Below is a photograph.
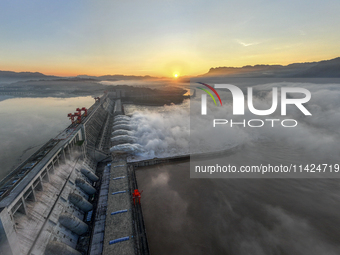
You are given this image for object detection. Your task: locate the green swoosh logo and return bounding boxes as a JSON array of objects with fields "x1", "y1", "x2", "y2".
[{"x1": 197, "y1": 87, "x2": 217, "y2": 106}]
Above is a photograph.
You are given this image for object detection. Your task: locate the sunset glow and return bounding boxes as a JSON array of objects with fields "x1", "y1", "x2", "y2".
[{"x1": 0, "y1": 1, "x2": 339, "y2": 77}]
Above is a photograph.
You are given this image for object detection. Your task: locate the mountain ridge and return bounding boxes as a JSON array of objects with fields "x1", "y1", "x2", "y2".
[
  {"x1": 203, "y1": 57, "x2": 340, "y2": 78},
  {"x1": 1, "y1": 57, "x2": 340, "y2": 83}
]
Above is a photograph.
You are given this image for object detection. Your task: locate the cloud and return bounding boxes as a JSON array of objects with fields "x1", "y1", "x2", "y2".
[{"x1": 236, "y1": 39, "x2": 260, "y2": 47}]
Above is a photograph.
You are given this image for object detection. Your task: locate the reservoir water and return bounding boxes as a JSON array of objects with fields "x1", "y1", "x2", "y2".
[{"x1": 0, "y1": 96, "x2": 94, "y2": 180}]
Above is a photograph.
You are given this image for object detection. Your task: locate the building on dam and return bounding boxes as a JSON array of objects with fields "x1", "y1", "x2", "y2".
[{"x1": 0, "y1": 92, "x2": 149, "y2": 255}]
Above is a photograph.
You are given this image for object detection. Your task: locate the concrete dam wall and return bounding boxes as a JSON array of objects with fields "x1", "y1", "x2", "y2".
[{"x1": 0, "y1": 93, "x2": 128, "y2": 255}]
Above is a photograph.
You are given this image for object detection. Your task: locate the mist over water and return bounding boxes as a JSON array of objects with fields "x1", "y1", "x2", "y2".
[
  {"x1": 130, "y1": 81, "x2": 340, "y2": 254},
  {"x1": 126, "y1": 81, "x2": 340, "y2": 163},
  {"x1": 190, "y1": 82, "x2": 340, "y2": 161},
  {"x1": 137, "y1": 161, "x2": 340, "y2": 255},
  {"x1": 124, "y1": 102, "x2": 191, "y2": 160},
  {"x1": 124, "y1": 99, "x2": 243, "y2": 161}
]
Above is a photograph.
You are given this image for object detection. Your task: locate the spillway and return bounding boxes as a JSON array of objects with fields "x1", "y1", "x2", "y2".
[
  {"x1": 112, "y1": 124, "x2": 132, "y2": 132},
  {"x1": 111, "y1": 129, "x2": 131, "y2": 137},
  {"x1": 114, "y1": 115, "x2": 130, "y2": 121},
  {"x1": 112, "y1": 120, "x2": 130, "y2": 126},
  {"x1": 110, "y1": 143, "x2": 146, "y2": 154},
  {"x1": 110, "y1": 135, "x2": 138, "y2": 145}
]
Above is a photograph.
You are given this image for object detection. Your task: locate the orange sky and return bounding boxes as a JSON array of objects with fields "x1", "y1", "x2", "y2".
[{"x1": 1, "y1": 1, "x2": 340, "y2": 77}]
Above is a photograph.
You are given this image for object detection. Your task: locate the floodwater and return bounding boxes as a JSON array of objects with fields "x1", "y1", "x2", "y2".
[{"x1": 0, "y1": 96, "x2": 95, "y2": 181}]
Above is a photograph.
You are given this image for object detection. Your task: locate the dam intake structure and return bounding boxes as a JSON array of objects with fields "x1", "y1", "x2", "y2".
[{"x1": 0, "y1": 92, "x2": 150, "y2": 255}]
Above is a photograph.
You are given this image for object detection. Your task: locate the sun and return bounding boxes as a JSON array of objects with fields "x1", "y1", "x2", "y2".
[{"x1": 173, "y1": 73, "x2": 179, "y2": 78}]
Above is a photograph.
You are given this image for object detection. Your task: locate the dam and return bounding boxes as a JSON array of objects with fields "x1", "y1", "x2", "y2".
[{"x1": 0, "y1": 92, "x2": 149, "y2": 255}]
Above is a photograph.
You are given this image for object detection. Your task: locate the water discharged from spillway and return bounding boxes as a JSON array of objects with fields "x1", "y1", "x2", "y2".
[
  {"x1": 109, "y1": 143, "x2": 146, "y2": 154},
  {"x1": 112, "y1": 124, "x2": 132, "y2": 132},
  {"x1": 111, "y1": 129, "x2": 132, "y2": 137},
  {"x1": 114, "y1": 115, "x2": 131, "y2": 122},
  {"x1": 112, "y1": 120, "x2": 130, "y2": 126},
  {"x1": 118, "y1": 102, "x2": 242, "y2": 160},
  {"x1": 111, "y1": 135, "x2": 138, "y2": 144},
  {"x1": 110, "y1": 114, "x2": 145, "y2": 155}
]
